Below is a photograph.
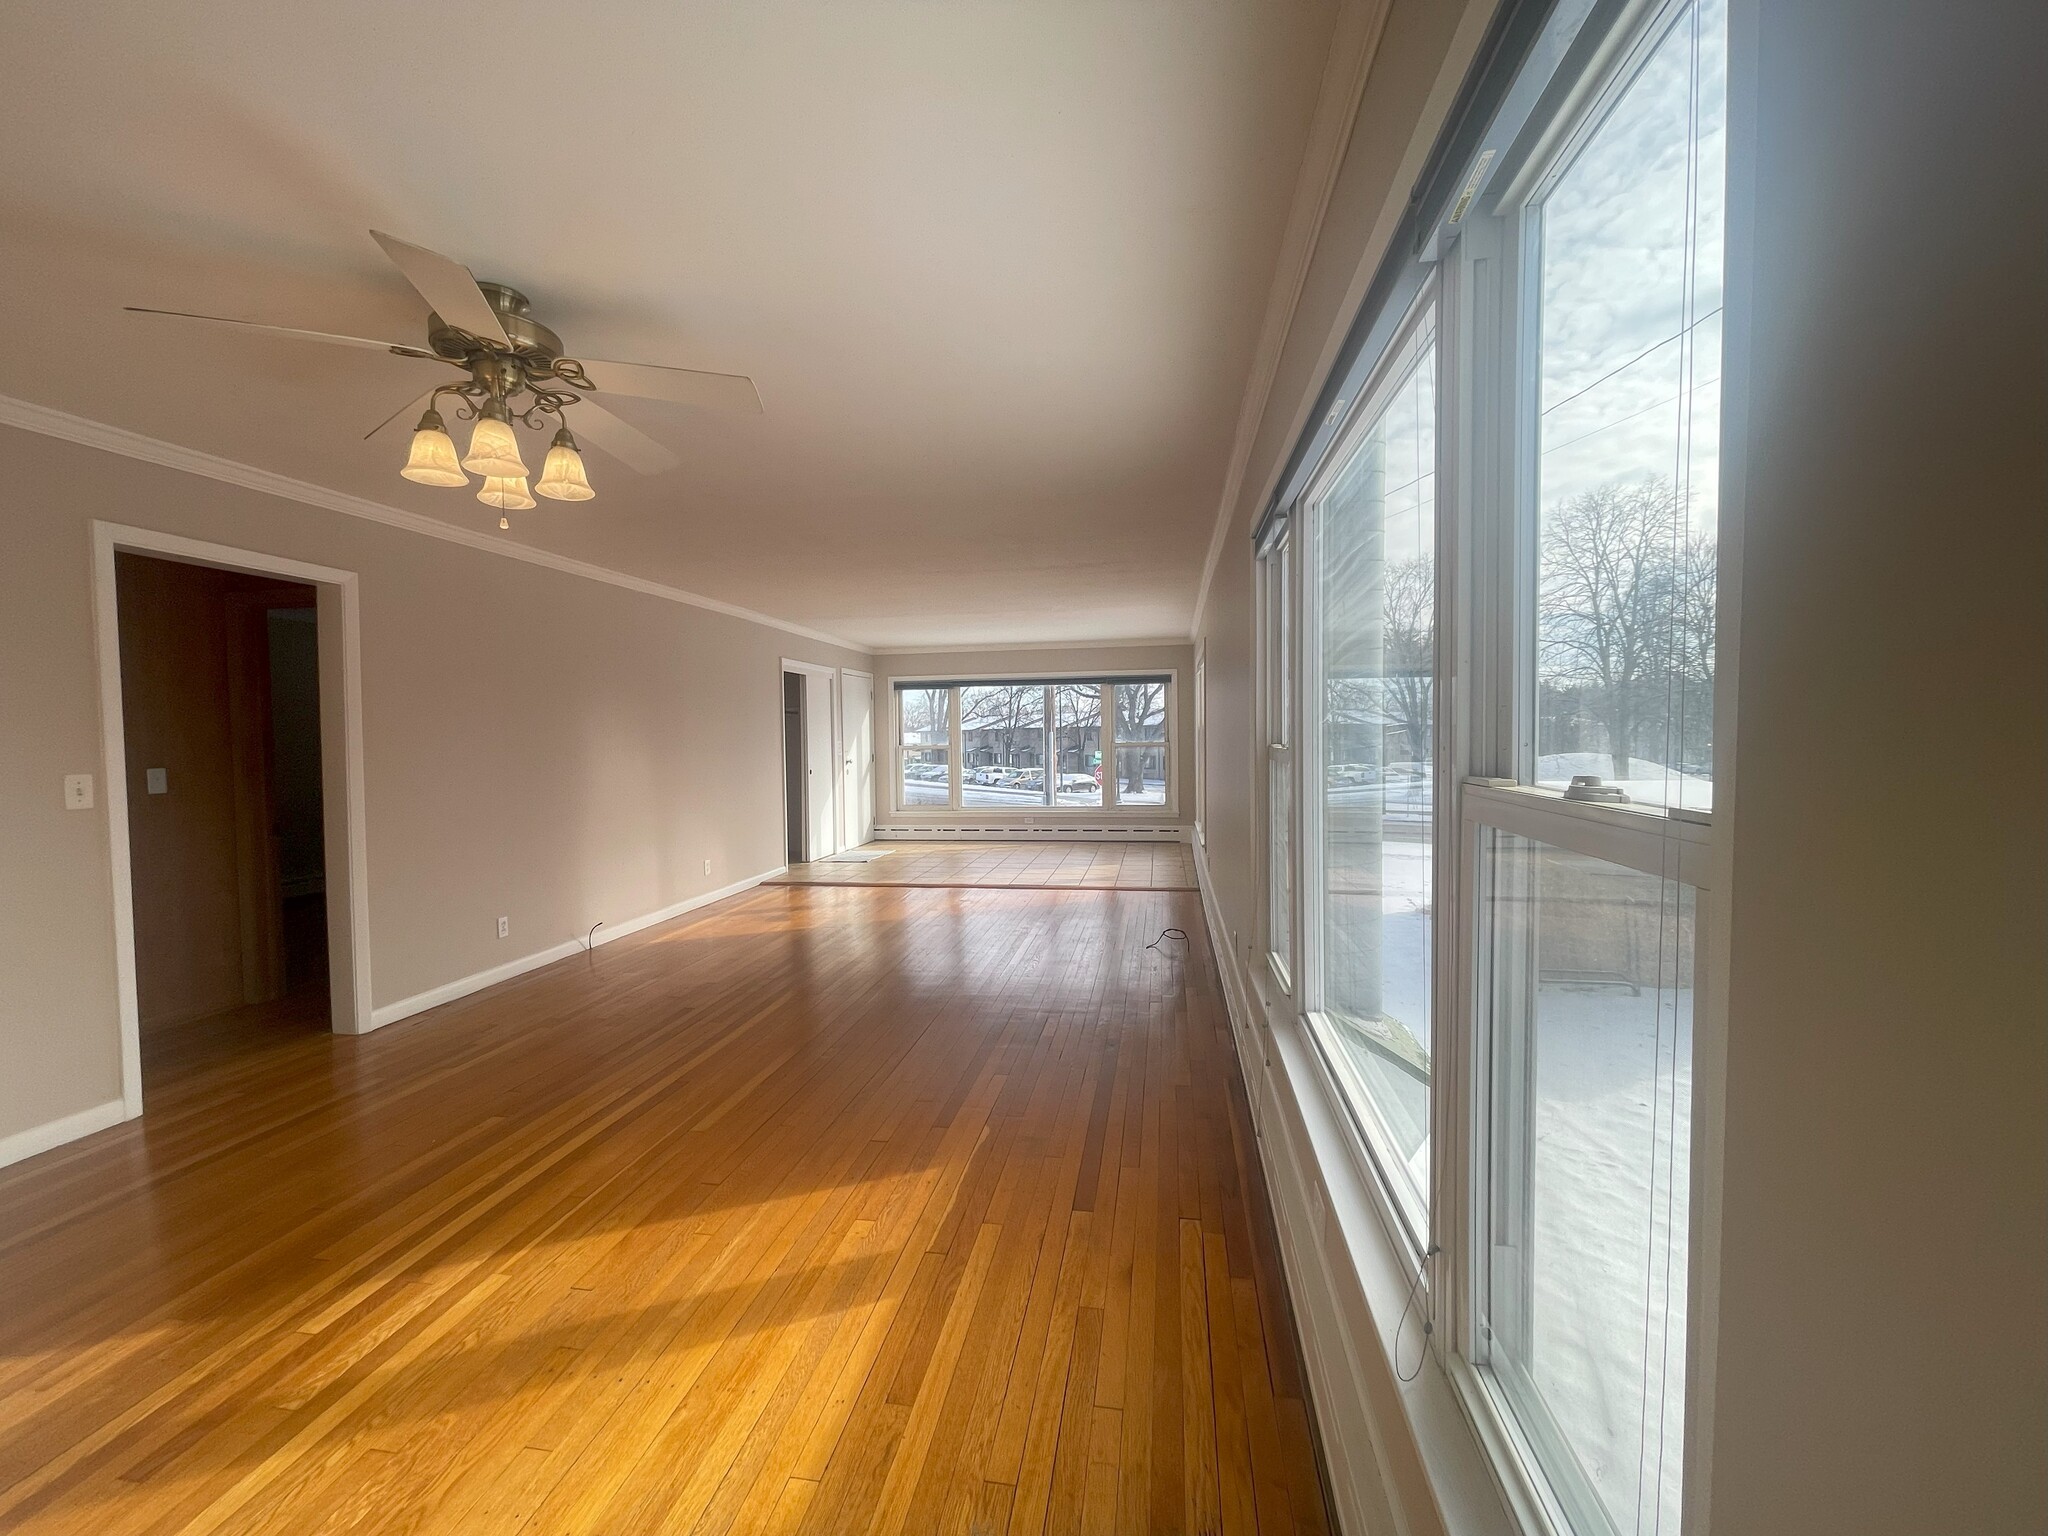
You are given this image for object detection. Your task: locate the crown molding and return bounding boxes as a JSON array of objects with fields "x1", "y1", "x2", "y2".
[
  {"x1": 871, "y1": 636, "x2": 1191, "y2": 657},
  {"x1": 1187, "y1": 0, "x2": 1392, "y2": 642},
  {"x1": 0, "y1": 393, "x2": 867, "y2": 655}
]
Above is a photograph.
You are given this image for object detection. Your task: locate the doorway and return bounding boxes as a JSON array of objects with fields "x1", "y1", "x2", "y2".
[
  {"x1": 93, "y1": 522, "x2": 371, "y2": 1119},
  {"x1": 783, "y1": 671, "x2": 806, "y2": 865},
  {"x1": 114, "y1": 553, "x2": 328, "y2": 1076}
]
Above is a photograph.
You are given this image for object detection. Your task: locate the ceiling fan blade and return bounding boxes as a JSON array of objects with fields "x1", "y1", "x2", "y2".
[
  {"x1": 363, "y1": 387, "x2": 442, "y2": 441},
  {"x1": 576, "y1": 357, "x2": 763, "y2": 414},
  {"x1": 125, "y1": 306, "x2": 444, "y2": 360},
  {"x1": 571, "y1": 399, "x2": 680, "y2": 475},
  {"x1": 369, "y1": 230, "x2": 510, "y2": 347}
]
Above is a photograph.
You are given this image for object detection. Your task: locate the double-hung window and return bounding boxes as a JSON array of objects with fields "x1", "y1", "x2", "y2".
[
  {"x1": 1252, "y1": 1, "x2": 1726, "y2": 1531},
  {"x1": 892, "y1": 676, "x2": 1172, "y2": 814},
  {"x1": 1468, "y1": 6, "x2": 1722, "y2": 1531},
  {"x1": 1300, "y1": 300, "x2": 1440, "y2": 1237},
  {"x1": 1258, "y1": 523, "x2": 1294, "y2": 984}
]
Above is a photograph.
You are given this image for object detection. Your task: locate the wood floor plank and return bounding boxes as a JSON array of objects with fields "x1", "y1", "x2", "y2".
[{"x1": 0, "y1": 883, "x2": 1327, "y2": 1534}]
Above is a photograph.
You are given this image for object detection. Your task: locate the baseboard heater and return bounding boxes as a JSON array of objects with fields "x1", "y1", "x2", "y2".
[{"x1": 871, "y1": 825, "x2": 1188, "y2": 841}]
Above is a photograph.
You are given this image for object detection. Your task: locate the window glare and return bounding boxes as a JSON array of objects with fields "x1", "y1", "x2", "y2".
[
  {"x1": 1535, "y1": 0, "x2": 1725, "y2": 812},
  {"x1": 1315, "y1": 313, "x2": 1437, "y2": 1230}
]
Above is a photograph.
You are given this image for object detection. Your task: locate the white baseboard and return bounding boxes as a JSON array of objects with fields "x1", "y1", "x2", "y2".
[
  {"x1": 1192, "y1": 844, "x2": 1387, "y2": 1536},
  {"x1": 1191, "y1": 843, "x2": 1514, "y2": 1536},
  {"x1": 0, "y1": 1096, "x2": 129, "y2": 1172},
  {"x1": 364, "y1": 867, "x2": 785, "y2": 1032}
]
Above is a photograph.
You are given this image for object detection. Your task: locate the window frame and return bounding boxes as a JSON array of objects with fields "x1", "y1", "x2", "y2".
[
  {"x1": 1245, "y1": 2, "x2": 1729, "y2": 1532},
  {"x1": 1293, "y1": 283, "x2": 1443, "y2": 1250},
  {"x1": 894, "y1": 684, "x2": 954, "y2": 812},
  {"x1": 1448, "y1": 3, "x2": 1726, "y2": 1532},
  {"x1": 1257, "y1": 524, "x2": 1296, "y2": 991},
  {"x1": 887, "y1": 670, "x2": 1178, "y2": 821}
]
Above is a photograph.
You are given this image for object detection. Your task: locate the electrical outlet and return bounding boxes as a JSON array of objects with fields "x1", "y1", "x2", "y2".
[
  {"x1": 496, "y1": 916, "x2": 509, "y2": 940},
  {"x1": 703, "y1": 859, "x2": 712, "y2": 876}
]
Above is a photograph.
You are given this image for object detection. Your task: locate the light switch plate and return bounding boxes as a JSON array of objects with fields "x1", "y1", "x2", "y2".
[
  {"x1": 145, "y1": 767, "x2": 168, "y2": 795},
  {"x1": 64, "y1": 774, "x2": 94, "y2": 810}
]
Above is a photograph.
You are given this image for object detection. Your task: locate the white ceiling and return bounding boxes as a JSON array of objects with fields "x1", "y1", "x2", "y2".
[{"x1": 0, "y1": 1, "x2": 1336, "y2": 649}]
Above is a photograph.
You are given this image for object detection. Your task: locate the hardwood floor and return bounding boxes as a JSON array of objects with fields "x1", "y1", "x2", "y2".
[
  {"x1": 0, "y1": 883, "x2": 1328, "y2": 1534},
  {"x1": 771, "y1": 841, "x2": 1197, "y2": 891}
]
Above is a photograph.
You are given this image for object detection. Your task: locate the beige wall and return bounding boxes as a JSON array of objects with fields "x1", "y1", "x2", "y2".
[
  {"x1": 873, "y1": 643, "x2": 1195, "y2": 828},
  {"x1": 1705, "y1": 2, "x2": 2046, "y2": 1530},
  {"x1": 0, "y1": 424, "x2": 868, "y2": 1152}
]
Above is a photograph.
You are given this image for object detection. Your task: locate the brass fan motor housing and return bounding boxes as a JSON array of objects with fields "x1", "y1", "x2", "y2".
[{"x1": 427, "y1": 282, "x2": 566, "y2": 363}]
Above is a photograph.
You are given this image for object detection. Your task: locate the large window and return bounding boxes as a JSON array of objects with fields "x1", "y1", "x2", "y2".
[
  {"x1": 892, "y1": 676, "x2": 1173, "y2": 814},
  {"x1": 1250, "y1": 2, "x2": 1724, "y2": 1532},
  {"x1": 1476, "y1": 10, "x2": 1723, "y2": 1527},
  {"x1": 1303, "y1": 302, "x2": 1438, "y2": 1234}
]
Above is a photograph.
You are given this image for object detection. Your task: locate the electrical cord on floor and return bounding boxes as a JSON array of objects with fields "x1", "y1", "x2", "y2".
[
  {"x1": 1395, "y1": 1243, "x2": 1443, "y2": 1382},
  {"x1": 1145, "y1": 927, "x2": 1189, "y2": 952},
  {"x1": 585, "y1": 921, "x2": 604, "y2": 954}
]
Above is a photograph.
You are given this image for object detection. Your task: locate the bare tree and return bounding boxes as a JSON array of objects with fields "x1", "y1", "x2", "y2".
[
  {"x1": 1114, "y1": 683, "x2": 1165, "y2": 794},
  {"x1": 1380, "y1": 555, "x2": 1435, "y2": 765},
  {"x1": 960, "y1": 686, "x2": 1044, "y2": 772},
  {"x1": 1539, "y1": 479, "x2": 1684, "y2": 776}
]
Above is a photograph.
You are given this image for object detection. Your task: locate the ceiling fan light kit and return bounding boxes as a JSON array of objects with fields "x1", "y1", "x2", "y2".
[
  {"x1": 126, "y1": 229, "x2": 764, "y2": 528},
  {"x1": 461, "y1": 403, "x2": 528, "y2": 479},
  {"x1": 399, "y1": 408, "x2": 466, "y2": 486},
  {"x1": 535, "y1": 427, "x2": 595, "y2": 501},
  {"x1": 477, "y1": 474, "x2": 536, "y2": 512}
]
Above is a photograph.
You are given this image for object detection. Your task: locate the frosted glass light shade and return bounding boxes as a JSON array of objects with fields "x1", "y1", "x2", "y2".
[
  {"x1": 535, "y1": 428, "x2": 595, "y2": 501},
  {"x1": 462, "y1": 411, "x2": 527, "y2": 478},
  {"x1": 399, "y1": 409, "x2": 467, "y2": 486},
  {"x1": 477, "y1": 475, "x2": 535, "y2": 511}
]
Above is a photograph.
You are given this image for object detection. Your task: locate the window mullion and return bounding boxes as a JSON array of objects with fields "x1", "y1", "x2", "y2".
[
  {"x1": 949, "y1": 687, "x2": 963, "y2": 809},
  {"x1": 1102, "y1": 682, "x2": 1117, "y2": 809}
]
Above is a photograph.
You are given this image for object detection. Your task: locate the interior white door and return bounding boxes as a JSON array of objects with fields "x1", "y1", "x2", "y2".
[
  {"x1": 803, "y1": 669, "x2": 837, "y2": 858},
  {"x1": 839, "y1": 671, "x2": 875, "y2": 849}
]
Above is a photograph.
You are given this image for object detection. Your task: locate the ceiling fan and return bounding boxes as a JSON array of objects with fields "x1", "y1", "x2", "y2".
[{"x1": 127, "y1": 230, "x2": 761, "y2": 522}]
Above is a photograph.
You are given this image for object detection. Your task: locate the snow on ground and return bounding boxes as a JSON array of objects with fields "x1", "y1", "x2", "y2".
[
  {"x1": 1526, "y1": 978, "x2": 1692, "y2": 1534},
  {"x1": 1314, "y1": 818, "x2": 1691, "y2": 1532}
]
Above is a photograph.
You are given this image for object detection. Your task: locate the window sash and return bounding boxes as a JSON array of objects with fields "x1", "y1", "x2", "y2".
[{"x1": 1295, "y1": 290, "x2": 1442, "y2": 1244}]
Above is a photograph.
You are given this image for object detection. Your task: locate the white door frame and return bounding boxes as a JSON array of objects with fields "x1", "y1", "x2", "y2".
[
  {"x1": 781, "y1": 658, "x2": 839, "y2": 860},
  {"x1": 91, "y1": 521, "x2": 374, "y2": 1119}
]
